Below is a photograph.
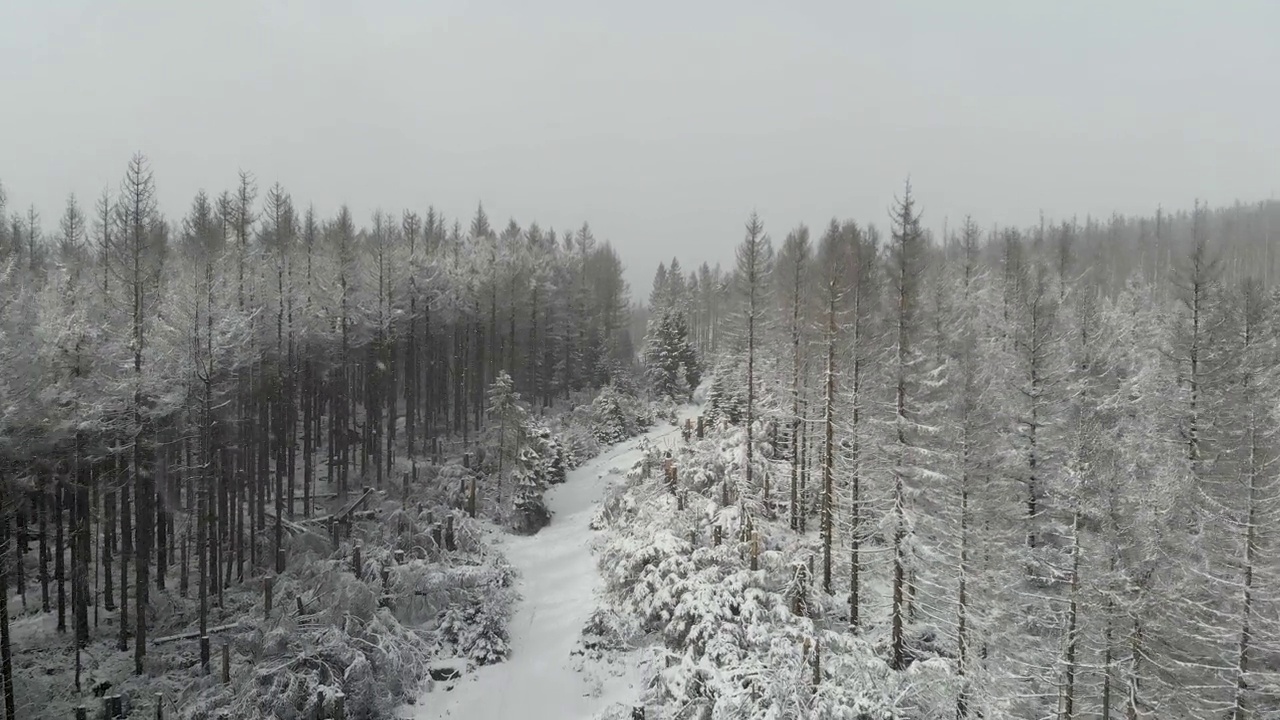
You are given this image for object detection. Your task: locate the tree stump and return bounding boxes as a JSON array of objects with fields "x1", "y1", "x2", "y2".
[
  {"x1": 445, "y1": 515, "x2": 456, "y2": 551},
  {"x1": 333, "y1": 692, "x2": 346, "y2": 720},
  {"x1": 200, "y1": 635, "x2": 210, "y2": 673},
  {"x1": 713, "y1": 525, "x2": 722, "y2": 547},
  {"x1": 221, "y1": 643, "x2": 230, "y2": 684},
  {"x1": 696, "y1": 416, "x2": 705, "y2": 439},
  {"x1": 155, "y1": 691, "x2": 164, "y2": 720},
  {"x1": 431, "y1": 526, "x2": 443, "y2": 553},
  {"x1": 352, "y1": 544, "x2": 362, "y2": 579}
]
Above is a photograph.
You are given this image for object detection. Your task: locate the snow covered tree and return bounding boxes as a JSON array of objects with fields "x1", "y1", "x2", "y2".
[
  {"x1": 883, "y1": 180, "x2": 934, "y2": 671},
  {"x1": 775, "y1": 224, "x2": 812, "y2": 532},
  {"x1": 816, "y1": 220, "x2": 854, "y2": 593},
  {"x1": 733, "y1": 212, "x2": 773, "y2": 506},
  {"x1": 643, "y1": 309, "x2": 700, "y2": 400},
  {"x1": 487, "y1": 370, "x2": 527, "y2": 505}
]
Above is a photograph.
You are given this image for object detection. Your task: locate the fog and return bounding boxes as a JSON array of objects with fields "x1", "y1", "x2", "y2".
[{"x1": 3, "y1": 0, "x2": 1276, "y2": 289}]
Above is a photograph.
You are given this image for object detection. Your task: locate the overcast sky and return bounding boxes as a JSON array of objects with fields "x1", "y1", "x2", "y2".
[{"x1": 3, "y1": 0, "x2": 1277, "y2": 293}]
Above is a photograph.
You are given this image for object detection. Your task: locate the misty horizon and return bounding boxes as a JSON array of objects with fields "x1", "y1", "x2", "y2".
[{"x1": 5, "y1": 0, "x2": 1278, "y2": 290}]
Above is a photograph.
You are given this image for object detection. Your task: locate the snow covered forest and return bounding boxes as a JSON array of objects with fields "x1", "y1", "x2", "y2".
[
  {"x1": 629, "y1": 187, "x2": 1280, "y2": 718},
  {"x1": 4, "y1": 152, "x2": 1280, "y2": 720},
  {"x1": 0, "y1": 156, "x2": 643, "y2": 719}
]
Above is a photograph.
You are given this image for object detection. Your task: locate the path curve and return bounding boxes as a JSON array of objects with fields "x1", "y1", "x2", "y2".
[{"x1": 406, "y1": 419, "x2": 683, "y2": 720}]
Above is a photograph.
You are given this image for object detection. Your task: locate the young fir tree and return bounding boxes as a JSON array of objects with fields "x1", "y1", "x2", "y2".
[{"x1": 643, "y1": 309, "x2": 700, "y2": 401}]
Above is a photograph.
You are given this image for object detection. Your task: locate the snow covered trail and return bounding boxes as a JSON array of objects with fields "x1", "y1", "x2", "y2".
[{"x1": 405, "y1": 418, "x2": 685, "y2": 720}]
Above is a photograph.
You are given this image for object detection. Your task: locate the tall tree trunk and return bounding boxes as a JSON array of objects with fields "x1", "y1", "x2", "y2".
[
  {"x1": 55, "y1": 477, "x2": 66, "y2": 633},
  {"x1": 119, "y1": 449, "x2": 131, "y2": 651},
  {"x1": 103, "y1": 484, "x2": 115, "y2": 612},
  {"x1": 820, "y1": 298, "x2": 836, "y2": 595},
  {"x1": 1061, "y1": 510, "x2": 1081, "y2": 720},
  {"x1": 303, "y1": 358, "x2": 313, "y2": 518},
  {"x1": 39, "y1": 474, "x2": 50, "y2": 614},
  {"x1": 74, "y1": 439, "x2": 91, "y2": 648},
  {"x1": 135, "y1": 429, "x2": 149, "y2": 675},
  {"x1": 0, "y1": 492, "x2": 15, "y2": 720}
]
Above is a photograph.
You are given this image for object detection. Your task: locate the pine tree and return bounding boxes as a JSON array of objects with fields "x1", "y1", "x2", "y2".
[
  {"x1": 734, "y1": 212, "x2": 773, "y2": 507},
  {"x1": 885, "y1": 180, "x2": 929, "y2": 671},
  {"x1": 776, "y1": 225, "x2": 811, "y2": 532},
  {"x1": 643, "y1": 309, "x2": 700, "y2": 400},
  {"x1": 816, "y1": 220, "x2": 853, "y2": 593}
]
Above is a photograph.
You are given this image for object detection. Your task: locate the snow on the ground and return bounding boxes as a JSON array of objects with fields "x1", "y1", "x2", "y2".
[{"x1": 402, "y1": 418, "x2": 684, "y2": 720}]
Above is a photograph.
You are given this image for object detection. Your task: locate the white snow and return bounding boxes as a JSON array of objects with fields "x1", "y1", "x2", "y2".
[{"x1": 403, "y1": 420, "x2": 682, "y2": 720}]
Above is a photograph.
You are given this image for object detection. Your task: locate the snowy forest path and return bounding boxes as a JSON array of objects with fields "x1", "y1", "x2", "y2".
[{"x1": 406, "y1": 415, "x2": 688, "y2": 720}]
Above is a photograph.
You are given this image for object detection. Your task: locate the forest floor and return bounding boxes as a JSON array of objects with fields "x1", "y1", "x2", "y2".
[{"x1": 402, "y1": 413, "x2": 689, "y2": 720}]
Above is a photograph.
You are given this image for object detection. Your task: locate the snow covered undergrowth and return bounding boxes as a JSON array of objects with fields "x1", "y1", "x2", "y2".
[
  {"x1": 10, "y1": 482, "x2": 517, "y2": 720},
  {"x1": 401, "y1": 414, "x2": 681, "y2": 719},
  {"x1": 593, "y1": 418, "x2": 916, "y2": 720}
]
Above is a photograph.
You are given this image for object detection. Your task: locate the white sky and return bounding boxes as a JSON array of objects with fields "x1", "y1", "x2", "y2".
[{"x1": 3, "y1": 0, "x2": 1277, "y2": 291}]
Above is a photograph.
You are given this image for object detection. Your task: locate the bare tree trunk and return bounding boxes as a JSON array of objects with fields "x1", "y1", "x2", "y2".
[
  {"x1": 55, "y1": 476, "x2": 66, "y2": 633},
  {"x1": 74, "y1": 439, "x2": 91, "y2": 648},
  {"x1": 1061, "y1": 511, "x2": 1081, "y2": 720},
  {"x1": 119, "y1": 448, "x2": 131, "y2": 651},
  {"x1": 820, "y1": 297, "x2": 836, "y2": 595},
  {"x1": 103, "y1": 481, "x2": 115, "y2": 612},
  {"x1": 0, "y1": 492, "x2": 15, "y2": 720},
  {"x1": 39, "y1": 473, "x2": 50, "y2": 614}
]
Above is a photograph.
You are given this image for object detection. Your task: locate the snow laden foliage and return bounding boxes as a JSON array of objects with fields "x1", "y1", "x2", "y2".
[
  {"x1": 585, "y1": 383, "x2": 657, "y2": 445},
  {"x1": 643, "y1": 309, "x2": 702, "y2": 401},
  {"x1": 644, "y1": 198, "x2": 1280, "y2": 719},
  {"x1": 181, "y1": 507, "x2": 513, "y2": 720},
  {"x1": 482, "y1": 371, "x2": 570, "y2": 534},
  {"x1": 703, "y1": 360, "x2": 748, "y2": 427},
  {"x1": 596, "y1": 424, "x2": 899, "y2": 719}
]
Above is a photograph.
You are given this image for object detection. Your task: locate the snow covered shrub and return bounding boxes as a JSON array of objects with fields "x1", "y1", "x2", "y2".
[
  {"x1": 704, "y1": 367, "x2": 745, "y2": 426},
  {"x1": 588, "y1": 383, "x2": 654, "y2": 444},
  {"x1": 580, "y1": 606, "x2": 632, "y2": 655},
  {"x1": 589, "y1": 384, "x2": 635, "y2": 443},
  {"x1": 207, "y1": 557, "x2": 436, "y2": 720},
  {"x1": 556, "y1": 415, "x2": 601, "y2": 469},
  {"x1": 531, "y1": 424, "x2": 567, "y2": 485},
  {"x1": 511, "y1": 445, "x2": 552, "y2": 535},
  {"x1": 436, "y1": 601, "x2": 511, "y2": 666}
]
